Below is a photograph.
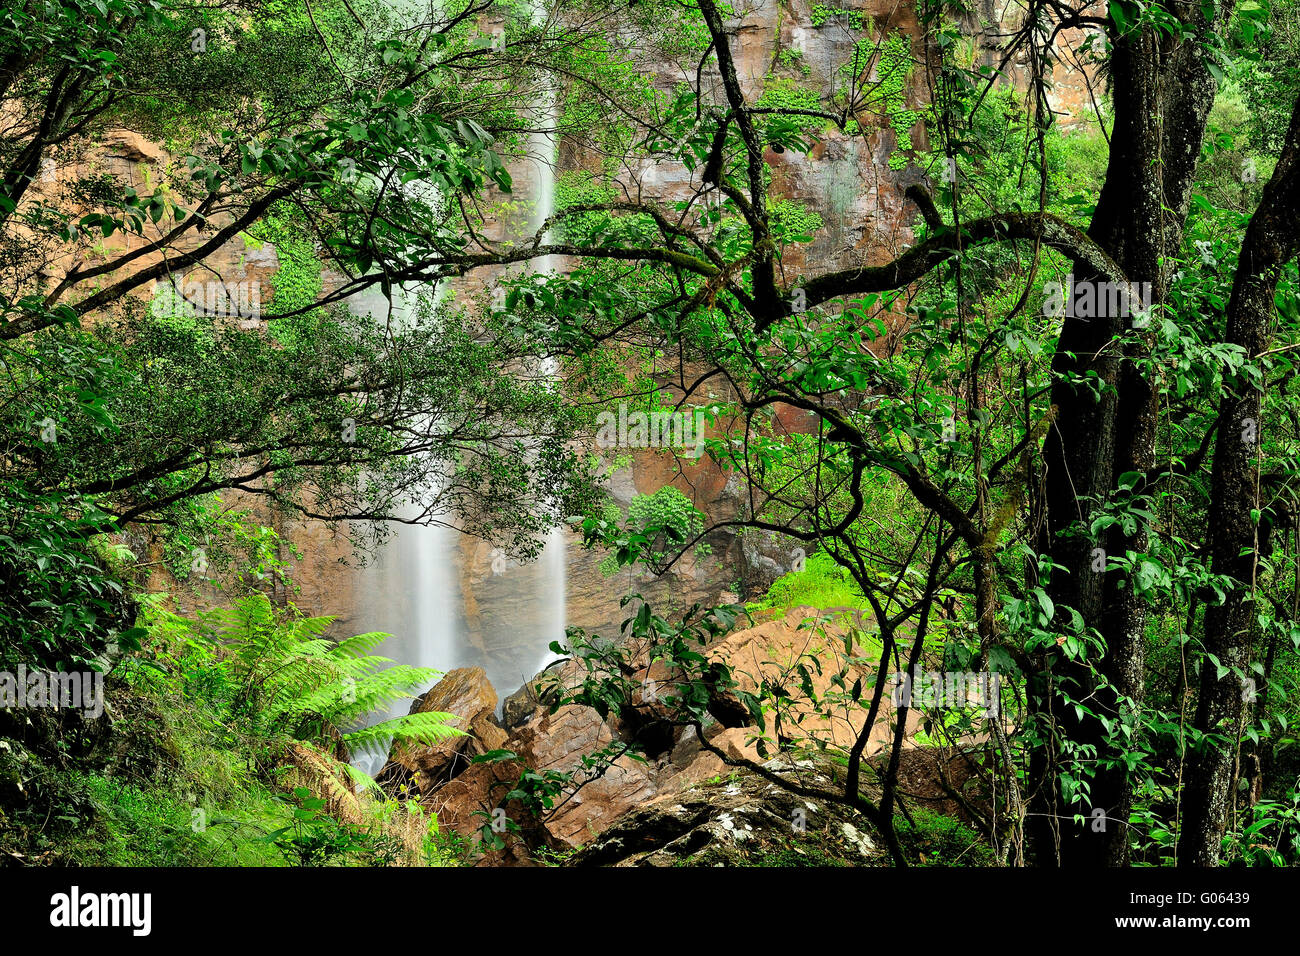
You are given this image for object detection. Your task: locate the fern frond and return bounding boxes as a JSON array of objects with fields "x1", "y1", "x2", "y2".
[
  {"x1": 287, "y1": 638, "x2": 335, "y2": 658},
  {"x1": 287, "y1": 615, "x2": 336, "y2": 642},
  {"x1": 340, "y1": 761, "x2": 384, "y2": 795},
  {"x1": 331, "y1": 631, "x2": 394, "y2": 658},
  {"x1": 283, "y1": 741, "x2": 364, "y2": 824},
  {"x1": 343, "y1": 710, "x2": 466, "y2": 754},
  {"x1": 172, "y1": 594, "x2": 466, "y2": 799}
]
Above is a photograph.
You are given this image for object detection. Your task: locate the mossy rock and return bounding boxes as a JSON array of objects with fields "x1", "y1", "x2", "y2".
[{"x1": 566, "y1": 755, "x2": 886, "y2": 867}]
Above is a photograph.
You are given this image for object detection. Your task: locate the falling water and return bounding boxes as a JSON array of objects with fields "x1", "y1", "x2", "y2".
[
  {"x1": 352, "y1": 3, "x2": 567, "y2": 772},
  {"x1": 525, "y1": 1, "x2": 568, "y2": 683},
  {"x1": 349, "y1": 286, "x2": 467, "y2": 776}
]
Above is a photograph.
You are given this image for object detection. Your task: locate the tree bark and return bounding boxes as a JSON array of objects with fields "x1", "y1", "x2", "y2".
[
  {"x1": 1180, "y1": 94, "x2": 1300, "y2": 867},
  {"x1": 1030, "y1": 14, "x2": 1220, "y2": 866}
]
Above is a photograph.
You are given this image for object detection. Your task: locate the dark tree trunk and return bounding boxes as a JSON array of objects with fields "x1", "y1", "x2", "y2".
[
  {"x1": 1029, "y1": 16, "x2": 1219, "y2": 866},
  {"x1": 1179, "y1": 95, "x2": 1300, "y2": 867}
]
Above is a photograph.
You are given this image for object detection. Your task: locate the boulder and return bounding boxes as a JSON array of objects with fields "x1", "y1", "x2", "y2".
[
  {"x1": 566, "y1": 754, "x2": 886, "y2": 867},
  {"x1": 500, "y1": 653, "x2": 628, "y2": 731},
  {"x1": 706, "y1": 608, "x2": 921, "y2": 753},
  {"x1": 425, "y1": 755, "x2": 551, "y2": 867},
  {"x1": 469, "y1": 711, "x2": 509, "y2": 754},
  {"x1": 425, "y1": 702, "x2": 657, "y2": 861},
  {"x1": 500, "y1": 681, "x2": 544, "y2": 731},
  {"x1": 509, "y1": 704, "x2": 658, "y2": 846},
  {"x1": 378, "y1": 667, "x2": 498, "y2": 794},
  {"x1": 414, "y1": 666, "x2": 498, "y2": 721}
]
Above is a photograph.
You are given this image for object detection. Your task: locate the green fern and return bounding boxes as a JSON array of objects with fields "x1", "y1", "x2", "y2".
[{"x1": 173, "y1": 594, "x2": 466, "y2": 788}]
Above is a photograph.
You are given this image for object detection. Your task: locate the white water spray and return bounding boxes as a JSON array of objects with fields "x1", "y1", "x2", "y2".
[
  {"x1": 525, "y1": 3, "x2": 568, "y2": 680},
  {"x1": 353, "y1": 4, "x2": 567, "y2": 773}
]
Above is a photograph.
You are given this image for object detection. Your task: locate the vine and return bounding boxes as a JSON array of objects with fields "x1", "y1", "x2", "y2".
[
  {"x1": 597, "y1": 486, "x2": 712, "y2": 576},
  {"x1": 842, "y1": 32, "x2": 928, "y2": 169},
  {"x1": 811, "y1": 4, "x2": 864, "y2": 29},
  {"x1": 246, "y1": 202, "x2": 324, "y2": 347}
]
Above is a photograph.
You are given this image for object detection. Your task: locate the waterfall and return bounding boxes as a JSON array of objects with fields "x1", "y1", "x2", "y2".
[
  {"x1": 525, "y1": 11, "x2": 568, "y2": 682},
  {"x1": 350, "y1": 286, "x2": 467, "y2": 777},
  {"x1": 352, "y1": 4, "x2": 567, "y2": 773},
  {"x1": 356, "y1": 494, "x2": 463, "y2": 701}
]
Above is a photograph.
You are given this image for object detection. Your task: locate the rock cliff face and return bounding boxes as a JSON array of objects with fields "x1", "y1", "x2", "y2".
[
  {"x1": 327, "y1": 0, "x2": 1101, "y2": 670},
  {"x1": 29, "y1": 126, "x2": 362, "y2": 627},
  {"x1": 334, "y1": 2, "x2": 925, "y2": 670}
]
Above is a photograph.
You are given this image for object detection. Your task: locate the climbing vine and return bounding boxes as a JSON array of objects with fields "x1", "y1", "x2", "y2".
[
  {"x1": 246, "y1": 201, "x2": 324, "y2": 346},
  {"x1": 843, "y1": 32, "x2": 928, "y2": 169},
  {"x1": 811, "y1": 4, "x2": 865, "y2": 29},
  {"x1": 756, "y1": 77, "x2": 827, "y2": 132},
  {"x1": 553, "y1": 170, "x2": 618, "y2": 241},
  {"x1": 769, "y1": 198, "x2": 824, "y2": 245}
]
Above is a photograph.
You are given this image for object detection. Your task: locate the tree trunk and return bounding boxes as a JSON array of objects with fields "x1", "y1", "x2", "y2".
[
  {"x1": 1030, "y1": 18, "x2": 1219, "y2": 866},
  {"x1": 1180, "y1": 95, "x2": 1300, "y2": 867}
]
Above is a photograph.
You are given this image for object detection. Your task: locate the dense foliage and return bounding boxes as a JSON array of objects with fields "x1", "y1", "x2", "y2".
[{"x1": 3, "y1": 0, "x2": 1300, "y2": 870}]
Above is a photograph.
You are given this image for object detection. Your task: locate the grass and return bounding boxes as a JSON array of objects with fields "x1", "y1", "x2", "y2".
[{"x1": 69, "y1": 774, "x2": 288, "y2": 866}]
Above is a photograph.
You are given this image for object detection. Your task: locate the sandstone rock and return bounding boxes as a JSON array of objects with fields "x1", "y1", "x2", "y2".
[
  {"x1": 422, "y1": 608, "x2": 956, "y2": 863},
  {"x1": 101, "y1": 128, "x2": 166, "y2": 166},
  {"x1": 378, "y1": 667, "x2": 498, "y2": 792},
  {"x1": 508, "y1": 704, "x2": 658, "y2": 847},
  {"x1": 566, "y1": 754, "x2": 886, "y2": 867},
  {"x1": 414, "y1": 666, "x2": 498, "y2": 722},
  {"x1": 710, "y1": 726, "x2": 766, "y2": 762},
  {"x1": 500, "y1": 657, "x2": 581, "y2": 730},
  {"x1": 669, "y1": 724, "x2": 702, "y2": 768},
  {"x1": 500, "y1": 682, "x2": 546, "y2": 731},
  {"x1": 706, "y1": 609, "x2": 921, "y2": 755},
  {"x1": 661, "y1": 750, "x2": 727, "y2": 792},
  {"x1": 469, "y1": 710, "x2": 509, "y2": 754},
  {"x1": 424, "y1": 701, "x2": 657, "y2": 860},
  {"x1": 424, "y1": 755, "x2": 551, "y2": 867},
  {"x1": 656, "y1": 725, "x2": 774, "y2": 794}
]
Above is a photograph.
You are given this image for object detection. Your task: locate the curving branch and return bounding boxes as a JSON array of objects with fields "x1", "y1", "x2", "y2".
[{"x1": 791, "y1": 201, "x2": 1129, "y2": 329}]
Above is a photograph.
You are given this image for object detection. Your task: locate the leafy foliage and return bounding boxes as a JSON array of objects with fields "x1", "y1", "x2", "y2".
[{"x1": 154, "y1": 593, "x2": 465, "y2": 785}]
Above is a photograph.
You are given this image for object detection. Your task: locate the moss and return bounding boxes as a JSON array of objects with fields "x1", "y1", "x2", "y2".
[
  {"x1": 748, "y1": 550, "x2": 866, "y2": 614},
  {"x1": 749, "y1": 834, "x2": 858, "y2": 866}
]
